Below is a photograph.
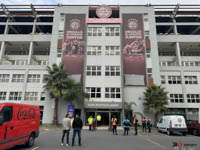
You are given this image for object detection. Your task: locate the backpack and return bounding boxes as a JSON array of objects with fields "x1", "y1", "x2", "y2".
[{"x1": 123, "y1": 120, "x2": 130, "y2": 126}]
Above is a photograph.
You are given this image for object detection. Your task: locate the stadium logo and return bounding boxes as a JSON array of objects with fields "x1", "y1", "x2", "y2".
[
  {"x1": 96, "y1": 5, "x2": 112, "y2": 18},
  {"x1": 128, "y1": 19, "x2": 138, "y2": 30},
  {"x1": 70, "y1": 19, "x2": 80, "y2": 30}
]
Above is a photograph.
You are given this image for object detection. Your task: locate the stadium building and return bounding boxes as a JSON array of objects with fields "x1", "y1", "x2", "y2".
[{"x1": 0, "y1": 4, "x2": 200, "y2": 125}]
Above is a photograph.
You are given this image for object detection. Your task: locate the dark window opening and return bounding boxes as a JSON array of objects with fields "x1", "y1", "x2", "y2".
[
  {"x1": 176, "y1": 17, "x2": 200, "y2": 22},
  {"x1": 156, "y1": 17, "x2": 173, "y2": 23},
  {"x1": 177, "y1": 26, "x2": 200, "y2": 35},
  {"x1": 36, "y1": 25, "x2": 52, "y2": 34},
  {"x1": 10, "y1": 17, "x2": 34, "y2": 22},
  {"x1": 37, "y1": 17, "x2": 53, "y2": 22},
  {"x1": 0, "y1": 17, "x2": 7, "y2": 22},
  {"x1": 8, "y1": 25, "x2": 33, "y2": 34},
  {"x1": 156, "y1": 26, "x2": 174, "y2": 34},
  {"x1": 0, "y1": 26, "x2": 5, "y2": 34}
]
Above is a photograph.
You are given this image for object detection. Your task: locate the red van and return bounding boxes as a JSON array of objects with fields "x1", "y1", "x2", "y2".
[{"x1": 0, "y1": 103, "x2": 40, "y2": 150}]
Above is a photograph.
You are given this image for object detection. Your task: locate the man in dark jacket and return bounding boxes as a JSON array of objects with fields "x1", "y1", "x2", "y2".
[{"x1": 72, "y1": 114, "x2": 83, "y2": 146}]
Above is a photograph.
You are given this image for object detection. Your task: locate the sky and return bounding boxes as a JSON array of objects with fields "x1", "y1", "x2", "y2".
[{"x1": 1, "y1": 0, "x2": 200, "y2": 5}]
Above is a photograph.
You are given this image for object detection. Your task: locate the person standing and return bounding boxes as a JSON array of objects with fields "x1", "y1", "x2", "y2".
[
  {"x1": 111, "y1": 115, "x2": 118, "y2": 135},
  {"x1": 97, "y1": 114, "x2": 101, "y2": 127},
  {"x1": 88, "y1": 116, "x2": 93, "y2": 131},
  {"x1": 147, "y1": 118, "x2": 152, "y2": 133},
  {"x1": 142, "y1": 117, "x2": 146, "y2": 132},
  {"x1": 133, "y1": 115, "x2": 138, "y2": 135},
  {"x1": 123, "y1": 116, "x2": 131, "y2": 136},
  {"x1": 72, "y1": 114, "x2": 83, "y2": 146},
  {"x1": 61, "y1": 114, "x2": 71, "y2": 146}
]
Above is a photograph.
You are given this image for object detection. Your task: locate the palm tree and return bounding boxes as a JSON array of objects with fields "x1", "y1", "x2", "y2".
[
  {"x1": 143, "y1": 84, "x2": 169, "y2": 126},
  {"x1": 44, "y1": 63, "x2": 85, "y2": 125},
  {"x1": 124, "y1": 101, "x2": 136, "y2": 121}
]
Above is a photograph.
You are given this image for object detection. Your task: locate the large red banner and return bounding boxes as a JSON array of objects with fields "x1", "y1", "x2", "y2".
[
  {"x1": 122, "y1": 14, "x2": 146, "y2": 85},
  {"x1": 62, "y1": 14, "x2": 85, "y2": 74}
]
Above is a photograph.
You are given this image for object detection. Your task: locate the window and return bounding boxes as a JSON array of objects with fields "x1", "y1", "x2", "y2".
[
  {"x1": 0, "y1": 106, "x2": 13, "y2": 123},
  {"x1": 14, "y1": 60, "x2": 28, "y2": 65},
  {"x1": 187, "y1": 94, "x2": 200, "y2": 103},
  {"x1": 24, "y1": 92, "x2": 38, "y2": 101},
  {"x1": 105, "y1": 87, "x2": 121, "y2": 98},
  {"x1": 88, "y1": 27, "x2": 102, "y2": 36},
  {"x1": 9, "y1": 92, "x2": 22, "y2": 101},
  {"x1": 40, "y1": 92, "x2": 46, "y2": 101},
  {"x1": 86, "y1": 66, "x2": 101, "y2": 76},
  {"x1": 184, "y1": 76, "x2": 197, "y2": 84},
  {"x1": 0, "y1": 74, "x2": 9, "y2": 82},
  {"x1": 170, "y1": 94, "x2": 184, "y2": 103},
  {"x1": 105, "y1": 46, "x2": 120, "y2": 55},
  {"x1": 105, "y1": 66, "x2": 120, "y2": 76},
  {"x1": 0, "y1": 92, "x2": 6, "y2": 100},
  {"x1": 43, "y1": 74, "x2": 48, "y2": 83},
  {"x1": 12, "y1": 74, "x2": 24, "y2": 83},
  {"x1": 57, "y1": 48, "x2": 62, "y2": 57},
  {"x1": 146, "y1": 49, "x2": 151, "y2": 58},
  {"x1": 27, "y1": 74, "x2": 40, "y2": 83},
  {"x1": 160, "y1": 75, "x2": 165, "y2": 84},
  {"x1": 105, "y1": 27, "x2": 120, "y2": 36},
  {"x1": 147, "y1": 68, "x2": 152, "y2": 78},
  {"x1": 168, "y1": 76, "x2": 181, "y2": 84},
  {"x1": 87, "y1": 46, "x2": 101, "y2": 55},
  {"x1": 86, "y1": 87, "x2": 101, "y2": 98}
]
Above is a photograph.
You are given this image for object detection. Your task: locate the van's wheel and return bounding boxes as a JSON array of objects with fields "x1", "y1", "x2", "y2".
[
  {"x1": 193, "y1": 130, "x2": 197, "y2": 136},
  {"x1": 167, "y1": 130, "x2": 171, "y2": 136},
  {"x1": 25, "y1": 134, "x2": 35, "y2": 147},
  {"x1": 182, "y1": 132, "x2": 187, "y2": 136}
]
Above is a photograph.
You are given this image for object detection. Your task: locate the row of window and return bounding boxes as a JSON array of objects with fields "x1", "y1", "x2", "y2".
[
  {"x1": 86, "y1": 87, "x2": 121, "y2": 99},
  {"x1": 86, "y1": 66, "x2": 120, "y2": 76},
  {"x1": 87, "y1": 46, "x2": 120, "y2": 56},
  {"x1": 161, "y1": 75, "x2": 198, "y2": 84},
  {"x1": 0, "y1": 92, "x2": 45, "y2": 101},
  {"x1": 88, "y1": 27, "x2": 120, "y2": 37},
  {"x1": 160, "y1": 61, "x2": 200, "y2": 67},
  {"x1": 0, "y1": 74, "x2": 47, "y2": 83},
  {"x1": 170, "y1": 94, "x2": 200, "y2": 103}
]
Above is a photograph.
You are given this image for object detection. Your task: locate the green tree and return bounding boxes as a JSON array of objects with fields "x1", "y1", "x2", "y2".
[
  {"x1": 143, "y1": 84, "x2": 169, "y2": 126},
  {"x1": 124, "y1": 101, "x2": 136, "y2": 121},
  {"x1": 44, "y1": 63, "x2": 86, "y2": 125}
]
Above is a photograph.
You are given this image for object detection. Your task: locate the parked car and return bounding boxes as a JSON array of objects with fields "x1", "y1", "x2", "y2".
[
  {"x1": 157, "y1": 115, "x2": 187, "y2": 136},
  {"x1": 0, "y1": 103, "x2": 40, "y2": 150},
  {"x1": 186, "y1": 120, "x2": 200, "y2": 136}
]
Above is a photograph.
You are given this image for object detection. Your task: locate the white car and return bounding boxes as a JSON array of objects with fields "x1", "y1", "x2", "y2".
[{"x1": 157, "y1": 115, "x2": 187, "y2": 136}]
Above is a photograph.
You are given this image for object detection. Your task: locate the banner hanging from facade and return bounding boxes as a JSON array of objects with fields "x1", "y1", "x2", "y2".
[
  {"x1": 62, "y1": 14, "x2": 86, "y2": 74},
  {"x1": 122, "y1": 14, "x2": 146, "y2": 86}
]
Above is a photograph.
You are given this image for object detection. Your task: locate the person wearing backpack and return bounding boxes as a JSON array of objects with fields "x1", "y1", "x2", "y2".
[{"x1": 123, "y1": 116, "x2": 131, "y2": 136}]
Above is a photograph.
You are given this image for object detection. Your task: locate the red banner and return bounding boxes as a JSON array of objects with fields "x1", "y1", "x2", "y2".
[
  {"x1": 122, "y1": 14, "x2": 146, "y2": 85},
  {"x1": 62, "y1": 14, "x2": 85, "y2": 74}
]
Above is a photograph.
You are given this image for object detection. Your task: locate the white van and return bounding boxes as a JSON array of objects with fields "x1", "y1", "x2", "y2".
[{"x1": 157, "y1": 115, "x2": 187, "y2": 136}]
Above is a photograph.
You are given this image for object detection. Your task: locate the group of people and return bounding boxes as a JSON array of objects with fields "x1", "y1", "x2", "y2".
[
  {"x1": 61, "y1": 114, "x2": 152, "y2": 147},
  {"x1": 112, "y1": 115, "x2": 152, "y2": 136},
  {"x1": 88, "y1": 114, "x2": 102, "y2": 131},
  {"x1": 61, "y1": 113, "x2": 83, "y2": 147}
]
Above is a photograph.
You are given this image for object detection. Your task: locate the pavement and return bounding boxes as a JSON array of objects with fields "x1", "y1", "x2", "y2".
[{"x1": 9, "y1": 127, "x2": 200, "y2": 150}]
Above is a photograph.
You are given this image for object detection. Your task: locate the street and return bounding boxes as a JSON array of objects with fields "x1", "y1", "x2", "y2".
[{"x1": 9, "y1": 127, "x2": 200, "y2": 150}]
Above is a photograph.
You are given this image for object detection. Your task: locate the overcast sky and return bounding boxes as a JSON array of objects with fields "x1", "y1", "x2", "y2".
[{"x1": 1, "y1": 0, "x2": 200, "y2": 5}]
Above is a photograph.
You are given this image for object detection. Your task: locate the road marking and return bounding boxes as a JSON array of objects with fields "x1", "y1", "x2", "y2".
[
  {"x1": 139, "y1": 135, "x2": 168, "y2": 150},
  {"x1": 40, "y1": 130, "x2": 50, "y2": 135},
  {"x1": 32, "y1": 146, "x2": 39, "y2": 150}
]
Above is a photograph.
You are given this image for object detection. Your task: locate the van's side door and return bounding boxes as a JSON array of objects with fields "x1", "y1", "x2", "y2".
[{"x1": 0, "y1": 106, "x2": 16, "y2": 149}]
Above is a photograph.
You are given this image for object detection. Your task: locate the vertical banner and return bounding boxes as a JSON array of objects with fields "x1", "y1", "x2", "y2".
[
  {"x1": 67, "y1": 104, "x2": 75, "y2": 118},
  {"x1": 199, "y1": 104, "x2": 200, "y2": 124},
  {"x1": 62, "y1": 14, "x2": 86, "y2": 74},
  {"x1": 122, "y1": 14, "x2": 146, "y2": 85}
]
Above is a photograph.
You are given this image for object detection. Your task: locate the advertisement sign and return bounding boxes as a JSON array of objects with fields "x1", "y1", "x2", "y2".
[
  {"x1": 62, "y1": 14, "x2": 86, "y2": 74},
  {"x1": 67, "y1": 105, "x2": 75, "y2": 118},
  {"x1": 122, "y1": 14, "x2": 147, "y2": 86},
  {"x1": 86, "y1": 18, "x2": 122, "y2": 24},
  {"x1": 96, "y1": 5, "x2": 112, "y2": 18}
]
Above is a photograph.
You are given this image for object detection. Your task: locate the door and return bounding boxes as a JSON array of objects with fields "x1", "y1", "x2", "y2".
[
  {"x1": 158, "y1": 118, "x2": 164, "y2": 131},
  {"x1": 0, "y1": 106, "x2": 16, "y2": 149}
]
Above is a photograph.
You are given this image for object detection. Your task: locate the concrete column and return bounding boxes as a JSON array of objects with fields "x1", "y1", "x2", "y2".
[
  {"x1": 28, "y1": 42, "x2": 34, "y2": 65},
  {"x1": 175, "y1": 42, "x2": 182, "y2": 66},
  {"x1": 4, "y1": 18, "x2": 9, "y2": 34},
  {"x1": 0, "y1": 42, "x2": 6, "y2": 64}
]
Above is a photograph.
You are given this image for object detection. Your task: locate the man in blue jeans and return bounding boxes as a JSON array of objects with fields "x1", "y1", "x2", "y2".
[{"x1": 72, "y1": 114, "x2": 83, "y2": 146}]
